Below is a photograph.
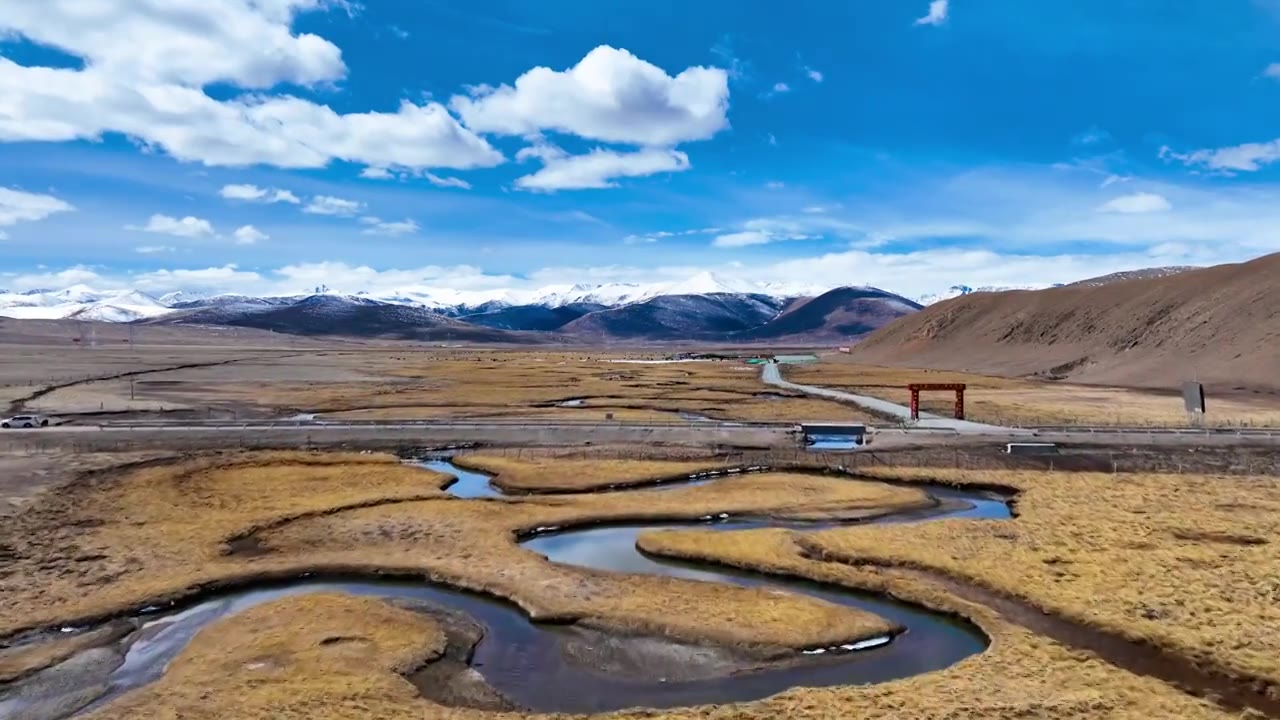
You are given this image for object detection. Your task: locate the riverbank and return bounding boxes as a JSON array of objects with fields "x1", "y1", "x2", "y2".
[
  {"x1": 0, "y1": 449, "x2": 1265, "y2": 720},
  {"x1": 0, "y1": 452, "x2": 921, "y2": 654}
]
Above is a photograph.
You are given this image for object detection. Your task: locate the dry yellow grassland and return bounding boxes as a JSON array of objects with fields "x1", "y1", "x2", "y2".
[
  {"x1": 634, "y1": 527, "x2": 1237, "y2": 720},
  {"x1": 0, "y1": 451, "x2": 454, "y2": 635},
  {"x1": 81, "y1": 532, "x2": 1237, "y2": 720},
  {"x1": 799, "y1": 467, "x2": 1280, "y2": 696},
  {"x1": 0, "y1": 455, "x2": 924, "y2": 656},
  {"x1": 238, "y1": 471, "x2": 927, "y2": 650},
  {"x1": 45, "y1": 351, "x2": 875, "y2": 423},
  {"x1": 786, "y1": 359, "x2": 1280, "y2": 426},
  {"x1": 82, "y1": 594, "x2": 446, "y2": 720},
  {"x1": 4, "y1": 452, "x2": 1261, "y2": 720},
  {"x1": 451, "y1": 455, "x2": 736, "y2": 492}
]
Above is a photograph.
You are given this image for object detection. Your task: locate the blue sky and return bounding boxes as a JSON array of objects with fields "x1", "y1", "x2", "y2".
[{"x1": 4, "y1": 0, "x2": 1280, "y2": 298}]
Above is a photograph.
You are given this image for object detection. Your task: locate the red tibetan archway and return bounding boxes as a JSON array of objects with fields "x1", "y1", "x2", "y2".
[{"x1": 907, "y1": 383, "x2": 967, "y2": 420}]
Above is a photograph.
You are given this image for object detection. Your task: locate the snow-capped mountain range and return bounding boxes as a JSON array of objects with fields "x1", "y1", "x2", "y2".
[
  {"x1": 0, "y1": 272, "x2": 848, "y2": 323},
  {"x1": 0, "y1": 285, "x2": 174, "y2": 323},
  {"x1": 349, "y1": 272, "x2": 834, "y2": 311},
  {"x1": 2, "y1": 268, "x2": 1167, "y2": 326}
]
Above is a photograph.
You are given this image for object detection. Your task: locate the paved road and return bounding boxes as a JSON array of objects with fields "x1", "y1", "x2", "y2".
[
  {"x1": 0, "y1": 418, "x2": 796, "y2": 454},
  {"x1": 7, "y1": 416, "x2": 1280, "y2": 456},
  {"x1": 761, "y1": 363, "x2": 1030, "y2": 435}
]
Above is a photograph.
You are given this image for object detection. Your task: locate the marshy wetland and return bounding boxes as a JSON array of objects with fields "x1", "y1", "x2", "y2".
[{"x1": 0, "y1": 450, "x2": 1274, "y2": 720}]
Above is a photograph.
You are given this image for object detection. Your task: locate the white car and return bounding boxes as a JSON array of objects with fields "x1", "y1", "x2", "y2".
[{"x1": 1, "y1": 415, "x2": 50, "y2": 429}]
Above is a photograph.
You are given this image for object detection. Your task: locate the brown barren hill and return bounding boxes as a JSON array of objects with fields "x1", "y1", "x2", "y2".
[{"x1": 848, "y1": 253, "x2": 1280, "y2": 389}]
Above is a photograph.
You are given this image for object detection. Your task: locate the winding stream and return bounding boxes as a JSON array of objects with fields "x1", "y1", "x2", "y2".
[{"x1": 5, "y1": 459, "x2": 1012, "y2": 717}]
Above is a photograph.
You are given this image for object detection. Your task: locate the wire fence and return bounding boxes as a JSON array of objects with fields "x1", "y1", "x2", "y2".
[{"x1": 423, "y1": 443, "x2": 1280, "y2": 476}]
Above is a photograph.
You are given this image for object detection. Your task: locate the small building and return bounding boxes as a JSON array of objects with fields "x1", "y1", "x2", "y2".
[
  {"x1": 773, "y1": 354, "x2": 819, "y2": 365},
  {"x1": 1005, "y1": 442, "x2": 1060, "y2": 456}
]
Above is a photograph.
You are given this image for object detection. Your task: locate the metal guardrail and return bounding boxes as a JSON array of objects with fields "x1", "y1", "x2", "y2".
[
  {"x1": 78, "y1": 418, "x2": 796, "y2": 431},
  {"x1": 32, "y1": 418, "x2": 1280, "y2": 437},
  {"x1": 1024, "y1": 425, "x2": 1280, "y2": 436}
]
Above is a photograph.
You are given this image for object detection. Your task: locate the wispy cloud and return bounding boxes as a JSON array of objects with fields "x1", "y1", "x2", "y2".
[
  {"x1": 713, "y1": 218, "x2": 821, "y2": 248},
  {"x1": 359, "y1": 217, "x2": 420, "y2": 236},
  {"x1": 914, "y1": 0, "x2": 949, "y2": 26},
  {"x1": 1071, "y1": 126, "x2": 1112, "y2": 147},
  {"x1": 624, "y1": 227, "x2": 722, "y2": 244},
  {"x1": 710, "y1": 35, "x2": 751, "y2": 82},
  {"x1": 360, "y1": 168, "x2": 473, "y2": 189},
  {"x1": 1161, "y1": 140, "x2": 1280, "y2": 174},
  {"x1": 219, "y1": 184, "x2": 300, "y2": 204},
  {"x1": 0, "y1": 187, "x2": 75, "y2": 227},
  {"x1": 515, "y1": 147, "x2": 691, "y2": 191},
  {"x1": 712, "y1": 230, "x2": 772, "y2": 248},
  {"x1": 804, "y1": 66, "x2": 824, "y2": 83},
  {"x1": 303, "y1": 195, "x2": 364, "y2": 216},
  {"x1": 424, "y1": 173, "x2": 472, "y2": 189},
  {"x1": 1098, "y1": 192, "x2": 1172, "y2": 214}
]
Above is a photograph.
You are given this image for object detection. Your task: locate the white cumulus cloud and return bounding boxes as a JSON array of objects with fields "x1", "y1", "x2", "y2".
[
  {"x1": 1098, "y1": 192, "x2": 1172, "y2": 214},
  {"x1": 0, "y1": 0, "x2": 347, "y2": 89},
  {"x1": 805, "y1": 67, "x2": 824, "y2": 83},
  {"x1": 232, "y1": 225, "x2": 269, "y2": 244},
  {"x1": 302, "y1": 195, "x2": 363, "y2": 216},
  {"x1": 515, "y1": 147, "x2": 691, "y2": 191},
  {"x1": 0, "y1": 1, "x2": 505, "y2": 172},
  {"x1": 219, "y1": 184, "x2": 300, "y2": 204},
  {"x1": 914, "y1": 0, "x2": 949, "y2": 26},
  {"x1": 450, "y1": 45, "x2": 730, "y2": 146},
  {"x1": 128, "y1": 214, "x2": 215, "y2": 238}
]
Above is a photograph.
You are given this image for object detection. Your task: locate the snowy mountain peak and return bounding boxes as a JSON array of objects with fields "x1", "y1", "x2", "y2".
[
  {"x1": 110, "y1": 290, "x2": 166, "y2": 307},
  {"x1": 159, "y1": 290, "x2": 212, "y2": 306},
  {"x1": 52, "y1": 284, "x2": 106, "y2": 304},
  {"x1": 659, "y1": 271, "x2": 749, "y2": 297}
]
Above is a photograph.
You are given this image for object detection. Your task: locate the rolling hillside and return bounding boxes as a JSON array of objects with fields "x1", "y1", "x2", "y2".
[
  {"x1": 148, "y1": 295, "x2": 543, "y2": 344},
  {"x1": 461, "y1": 302, "x2": 606, "y2": 331},
  {"x1": 558, "y1": 294, "x2": 788, "y2": 340},
  {"x1": 847, "y1": 253, "x2": 1280, "y2": 389},
  {"x1": 738, "y1": 287, "x2": 921, "y2": 340}
]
